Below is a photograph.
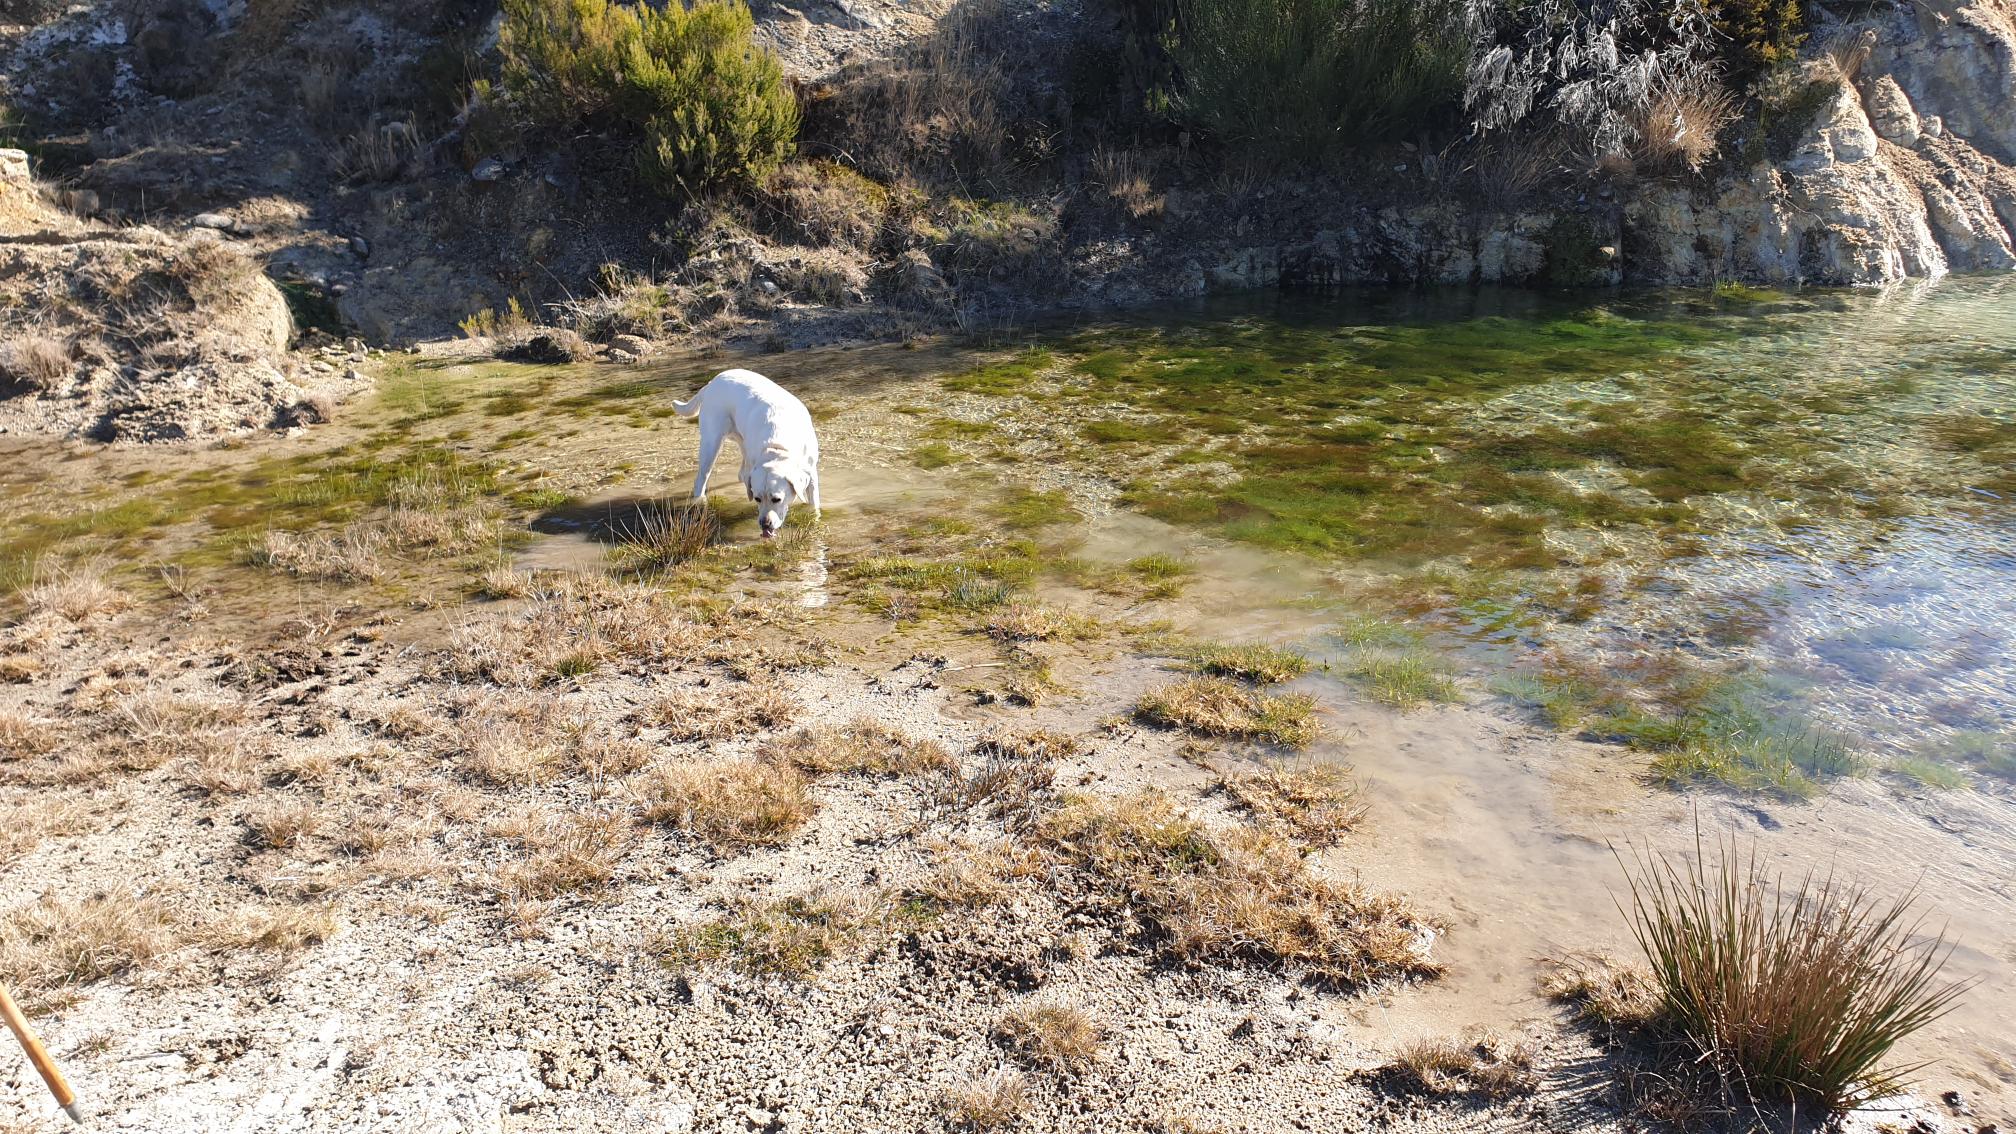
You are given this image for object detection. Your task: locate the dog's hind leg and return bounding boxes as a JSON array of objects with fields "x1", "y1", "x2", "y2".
[
  {"x1": 809, "y1": 464, "x2": 822, "y2": 520},
  {"x1": 691, "y1": 420, "x2": 727, "y2": 504}
]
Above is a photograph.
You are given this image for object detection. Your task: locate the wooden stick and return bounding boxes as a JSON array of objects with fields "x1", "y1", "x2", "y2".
[{"x1": 0, "y1": 982, "x2": 82, "y2": 1124}]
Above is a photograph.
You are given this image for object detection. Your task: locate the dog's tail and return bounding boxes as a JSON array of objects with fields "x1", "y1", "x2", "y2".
[{"x1": 672, "y1": 394, "x2": 700, "y2": 418}]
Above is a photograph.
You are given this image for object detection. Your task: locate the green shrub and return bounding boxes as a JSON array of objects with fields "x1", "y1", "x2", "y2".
[
  {"x1": 1713, "y1": 0, "x2": 1806, "y2": 84},
  {"x1": 1163, "y1": 0, "x2": 1470, "y2": 159},
  {"x1": 498, "y1": 0, "x2": 797, "y2": 192}
]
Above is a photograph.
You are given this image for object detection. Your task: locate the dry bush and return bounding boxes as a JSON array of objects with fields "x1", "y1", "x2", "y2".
[
  {"x1": 244, "y1": 799, "x2": 322, "y2": 849},
  {"x1": 0, "y1": 333, "x2": 72, "y2": 392},
  {"x1": 810, "y1": 1, "x2": 1009, "y2": 184},
  {"x1": 1089, "y1": 146, "x2": 1164, "y2": 219},
  {"x1": 1384, "y1": 1030, "x2": 1539, "y2": 1098},
  {"x1": 1040, "y1": 794, "x2": 1437, "y2": 986},
  {"x1": 1136, "y1": 677, "x2": 1320, "y2": 747},
  {"x1": 1632, "y1": 73, "x2": 1739, "y2": 173},
  {"x1": 944, "y1": 1069, "x2": 1028, "y2": 1129},
  {"x1": 1218, "y1": 762, "x2": 1365, "y2": 846},
  {"x1": 0, "y1": 892, "x2": 179, "y2": 1007},
  {"x1": 641, "y1": 684, "x2": 798, "y2": 741},
  {"x1": 762, "y1": 718, "x2": 954, "y2": 777},
  {"x1": 635, "y1": 759, "x2": 816, "y2": 850},
  {"x1": 25, "y1": 562, "x2": 130, "y2": 622},
  {"x1": 985, "y1": 602, "x2": 1098, "y2": 642},
  {"x1": 994, "y1": 1003, "x2": 1104, "y2": 1071}
]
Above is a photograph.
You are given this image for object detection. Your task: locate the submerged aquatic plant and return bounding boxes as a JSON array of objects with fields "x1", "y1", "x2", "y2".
[{"x1": 1623, "y1": 830, "x2": 1969, "y2": 1112}]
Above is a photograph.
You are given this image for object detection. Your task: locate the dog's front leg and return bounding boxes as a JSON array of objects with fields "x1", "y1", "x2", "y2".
[{"x1": 691, "y1": 420, "x2": 727, "y2": 504}]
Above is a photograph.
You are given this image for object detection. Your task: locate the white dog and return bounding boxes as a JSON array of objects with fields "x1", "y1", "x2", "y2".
[{"x1": 673, "y1": 368, "x2": 821, "y2": 539}]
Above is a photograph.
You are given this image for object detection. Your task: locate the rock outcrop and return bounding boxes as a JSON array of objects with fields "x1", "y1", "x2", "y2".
[
  {"x1": 1626, "y1": 0, "x2": 2016, "y2": 285},
  {"x1": 0, "y1": 149, "x2": 314, "y2": 442}
]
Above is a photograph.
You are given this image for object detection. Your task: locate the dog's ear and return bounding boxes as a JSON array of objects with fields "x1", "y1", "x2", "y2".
[
  {"x1": 783, "y1": 463, "x2": 812, "y2": 502},
  {"x1": 744, "y1": 476, "x2": 759, "y2": 502}
]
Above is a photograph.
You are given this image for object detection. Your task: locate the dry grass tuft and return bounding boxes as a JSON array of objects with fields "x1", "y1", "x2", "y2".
[
  {"x1": 1218, "y1": 762, "x2": 1365, "y2": 846},
  {"x1": 944, "y1": 1069, "x2": 1029, "y2": 1129},
  {"x1": 763, "y1": 718, "x2": 954, "y2": 777},
  {"x1": 610, "y1": 503, "x2": 720, "y2": 574},
  {"x1": 0, "y1": 333, "x2": 72, "y2": 391},
  {"x1": 478, "y1": 563, "x2": 536, "y2": 599},
  {"x1": 1090, "y1": 145, "x2": 1165, "y2": 219},
  {"x1": 995, "y1": 1003, "x2": 1104, "y2": 1071},
  {"x1": 1632, "y1": 73, "x2": 1739, "y2": 172},
  {"x1": 1623, "y1": 833, "x2": 1969, "y2": 1111},
  {"x1": 208, "y1": 903, "x2": 341, "y2": 953},
  {"x1": 913, "y1": 837, "x2": 1047, "y2": 909},
  {"x1": 1137, "y1": 677, "x2": 1320, "y2": 747},
  {"x1": 25, "y1": 562, "x2": 130, "y2": 622},
  {"x1": 0, "y1": 892, "x2": 179, "y2": 1007},
  {"x1": 254, "y1": 527, "x2": 389, "y2": 582},
  {"x1": 1384, "y1": 1030, "x2": 1539, "y2": 1098},
  {"x1": 641, "y1": 684, "x2": 799, "y2": 740},
  {"x1": 0, "y1": 795, "x2": 96, "y2": 863},
  {"x1": 453, "y1": 700, "x2": 570, "y2": 787},
  {"x1": 1040, "y1": 793, "x2": 1437, "y2": 986},
  {"x1": 934, "y1": 734, "x2": 1063, "y2": 825},
  {"x1": 985, "y1": 602, "x2": 1099, "y2": 642},
  {"x1": 243, "y1": 799, "x2": 322, "y2": 849},
  {"x1": 1538, "y1": 950, "x2": 1662, "y2": 1033},
  {"x1": 636, "y1": 759, "x2": 816, "y2": 850},
  {"x1": 0, "y1": 710, "x2": 62, "y2": 760},
  {"x1": 494, "y1": 810, "x2": 635, "y2": 901}
]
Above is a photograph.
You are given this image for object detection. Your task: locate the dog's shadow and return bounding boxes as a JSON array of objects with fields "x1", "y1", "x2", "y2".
[{"x1": 531, "y1": 494, "x2": 759, "y2": 548}]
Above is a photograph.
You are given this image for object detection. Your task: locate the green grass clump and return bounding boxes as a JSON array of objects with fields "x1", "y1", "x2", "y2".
[
  {"x1": 1184, "y1": 642, "x2": 1309, "y2": 684},
  {"x1": 653, "y1": 896, "x2": 858, "y2": 979},
  {"x1": 1917, "y1": 730, "x2": 2015, "y2": 780},
  {"x1": 990, "y1": 488, "x2": 1080, "y2": 531},
  {"x1": 941, "y1": 348, "x2": 1053, "y2": 395},
  {"x1": 1888, "y1": 757, "x2": 1967, "y2": 791},
  {"x1": 1343, "y1": 648, "x2": 1459, "y2": 709},
  {"x1": 1499, "y1": 667, "x2": 1859, "y2": 800},
  {"x1": 1623, "y1": 833, "x2": 1967, "y2": 1113},
  {"x1": 1081, "y1": 419, "x2": 1166, "y2": 445},
  {"x1": 911, "y1": 441, "x2": 961, "y2": 469},
  {"x1": 1165, "y1": 0, "x2": 1470, "y2": 158}
]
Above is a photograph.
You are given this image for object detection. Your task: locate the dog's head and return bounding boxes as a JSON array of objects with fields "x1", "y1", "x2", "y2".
[{"x1": 746, "y1": 460, "x2": 812, "y2": 538}]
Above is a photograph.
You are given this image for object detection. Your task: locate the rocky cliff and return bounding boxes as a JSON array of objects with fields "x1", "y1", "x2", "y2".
[{"x1": 1630, "y1": 0, "x2": 2016, "y2": 285}]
